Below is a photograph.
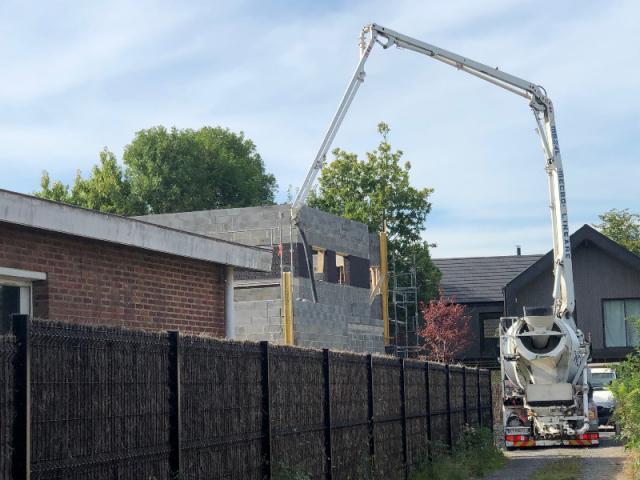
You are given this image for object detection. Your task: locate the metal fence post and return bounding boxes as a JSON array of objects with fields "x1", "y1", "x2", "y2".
[
  {"x1": 425, "y1": 362, "x2": 432, "y2": 447},
  {"x1": 400, "y1": 359, "x2": 408, "y2": 479},
  {"x1": 168, "y1": 331, "x2": 181, "y2": 476},
  {"x1": 462, "y1": 367, "x2": 468, "y2": 425},
  {"x1": 445, "y1": 365, "x2": 452, "y2": 450},
  {"x1": 261, "y1": 341, "x2": 272, "y2": 478},
  {"x1": 487, "y1": 371, "x2": 495, "y2": 432},
  {"x1": 476, "y1": 368, "x2": 482, "y2": 428},
  {"x1": 12, "y1": 314, "x2": 31, "y2": 480},
  {"x1": 322, "y1": 349, "x2": 333, "y2": 480},
  {"x1": 366, "y1": 354, "x2": 375, "y2": 463}
]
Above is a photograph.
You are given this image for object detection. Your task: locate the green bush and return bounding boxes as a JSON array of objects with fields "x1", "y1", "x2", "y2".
[
  {"x1": 610, "y1": 317, "x2": 640, "y2": 478},
  {"x1": 409, "y1": 426, "x2": 505, "y2": 480},
  {"x1": 611, "y1": 352, "x2": 640, "y2": 450},
  {"x1": 272, "y1": 465, "x2": 312, "y2": 480}
]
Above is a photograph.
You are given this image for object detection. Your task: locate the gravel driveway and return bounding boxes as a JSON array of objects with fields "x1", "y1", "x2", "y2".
[{"x1": 482, "y1": 431, "x2": 629, "y2": 479}]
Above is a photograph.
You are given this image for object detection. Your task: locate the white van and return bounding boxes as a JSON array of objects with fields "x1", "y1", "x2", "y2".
[{"x1": 589, "y1": 366, "x2": 617, "y2": 427}]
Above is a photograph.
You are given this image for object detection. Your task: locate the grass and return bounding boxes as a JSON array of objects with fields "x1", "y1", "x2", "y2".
[
  {"x1": 272, "y1": 466, "x2": 312, "y2": 480},
  {"x1": 272, "y1": 427, "x2": 505, "y2": 480},
  {"x1": 622, "y1": 451, "x2": 640, "y2": 480},
  {"x1": 529, "y1": 457, "x2": 581, "y2": 480},
  {"x1": 409, "y1": 426, "x2": 506, "y2": 480}
]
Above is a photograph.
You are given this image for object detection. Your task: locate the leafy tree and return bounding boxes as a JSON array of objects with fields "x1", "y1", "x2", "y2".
[
  {"x1": 73, "y1": 149, "x2": 139, "y2": 214},
  {"x1": 308, "y1": 122, "x2": 440, "y2": 300},
  {"x1": 610, "y1": 317, "x2": 640, "y2": 454},
  {"x1": 595, "y1": 208, "x2": 640, "y2": 256},
  {"x1": 37, "y1": 171, "x2": 72, "y2": 203},
  {"x1": 37, "y1": 149, "x2": 136, "y2": 214},
  {"x1": 124, "y1": 126, "x2": 276, "y2": 214},
  {"x1": 36, "y1": 126, "x2": 277, "y2": 215},
  {"x1": 419, "y1": 291, "x2": 470, "y2": 363}
]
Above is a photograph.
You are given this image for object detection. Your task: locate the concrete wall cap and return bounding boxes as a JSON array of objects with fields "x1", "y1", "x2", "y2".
[{"x1": 0, "y1": 189, "x2": 272, "y2": 272}]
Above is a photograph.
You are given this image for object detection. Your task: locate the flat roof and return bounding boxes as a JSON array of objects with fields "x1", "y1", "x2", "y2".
[{"x1": 0, "y1": 189, "x2": 272, "y2": 272}]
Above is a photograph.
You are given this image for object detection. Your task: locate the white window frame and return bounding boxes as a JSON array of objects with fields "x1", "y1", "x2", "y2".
[
  {"x1": 603, "y1": 298, "x2": 640, "y2": 348},
  {"x1": 0, "y1": 267, "x2": 47, "y2": 317}
]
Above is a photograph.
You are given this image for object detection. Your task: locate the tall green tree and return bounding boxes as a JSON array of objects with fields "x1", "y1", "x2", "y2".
[
  {"x1": 308, "y1": 122, "x2": 440, "y2": 300},
  {"x1": 36, "y1": 126, "x2": 277, "y2": 215},
  {"x1": 595, "y1": 208, "x2": 640, "y2": 256},
  {"x1": 37, "y1": 148, "x2": 136, "y2": 214}
]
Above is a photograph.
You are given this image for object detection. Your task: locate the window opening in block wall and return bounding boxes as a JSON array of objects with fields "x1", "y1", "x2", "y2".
[
  {"x1": 370, "y1": 266, "x2": 381, "y2": 295},
  {"x1": 336, "y1": 253, "x2": 346, "y2": 284},
  {"x1": 312, "y1": 248, "x2": 325, "y2": 273}
]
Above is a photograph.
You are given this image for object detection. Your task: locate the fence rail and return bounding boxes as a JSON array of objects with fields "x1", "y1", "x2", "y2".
[{"x1": 0, "y1": 316, "x2": 492, "y2": 480}]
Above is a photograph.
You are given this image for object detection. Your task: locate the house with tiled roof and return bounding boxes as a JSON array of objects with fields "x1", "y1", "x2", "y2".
[
  {"x1": 433, "y1": 253, "x2": 541, "y2": 365},
  {"x1": 434, "y1": 224, "x2": 640, "y2": 367}
]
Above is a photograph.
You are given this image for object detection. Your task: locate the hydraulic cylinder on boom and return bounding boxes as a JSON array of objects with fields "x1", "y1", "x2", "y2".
[{"x1": 292, "y1": 23, "x2": 597, "y2": 447}]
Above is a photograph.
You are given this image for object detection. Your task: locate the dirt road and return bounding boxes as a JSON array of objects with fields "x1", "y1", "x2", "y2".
[{"x1": 483, "y1": 431, "x2": 630, "y2": 479}]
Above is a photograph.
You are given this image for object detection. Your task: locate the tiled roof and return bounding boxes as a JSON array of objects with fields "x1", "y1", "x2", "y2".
[{"x1": 433, "y1": 254, "x2": 543, "y2": 303}]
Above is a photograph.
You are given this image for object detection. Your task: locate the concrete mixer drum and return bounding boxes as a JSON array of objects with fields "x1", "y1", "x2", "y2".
[{"x1": 499, "y1": 307, "x2": 599, "y2": 448}]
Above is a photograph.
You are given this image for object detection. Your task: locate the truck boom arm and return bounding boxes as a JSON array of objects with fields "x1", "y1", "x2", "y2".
[{"x1": 292, "y1": 23, "x2": 575, "y2": 320}]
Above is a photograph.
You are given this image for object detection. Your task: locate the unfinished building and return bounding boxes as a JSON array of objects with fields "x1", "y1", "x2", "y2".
[{"x1": 139, "y1": 205, "x2": 385, "y2": 353}]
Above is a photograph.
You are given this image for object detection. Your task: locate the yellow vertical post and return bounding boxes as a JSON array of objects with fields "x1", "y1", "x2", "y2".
[
  {"x1": 282, "y1": 271, "x2": 294, "y2": 345},
  {"x1": 379, "y1": 231, "x2": 390, "y2": 346}
]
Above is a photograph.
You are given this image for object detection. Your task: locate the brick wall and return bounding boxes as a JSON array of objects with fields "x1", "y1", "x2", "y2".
[{"x1": 0, "y1": 222, "x2": 225, "y2": 336}]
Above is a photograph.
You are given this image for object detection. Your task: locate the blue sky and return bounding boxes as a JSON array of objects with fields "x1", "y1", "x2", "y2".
[{"x1": 1, "y1": 0, "x2": 638, "y2": 257}]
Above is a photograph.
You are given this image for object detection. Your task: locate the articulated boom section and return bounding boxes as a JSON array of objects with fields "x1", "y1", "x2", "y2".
[
  {"x1": 291, "y1": 24, "x2": 593, "y2": 447},
  {"x1": 293, "y1": 23, "x2": 575, "y2": 321}
]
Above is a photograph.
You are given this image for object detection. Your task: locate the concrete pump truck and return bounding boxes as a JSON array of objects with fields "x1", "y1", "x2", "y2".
[{"x1": 292, "y1": 23, "x2": 598, "y2": 448}]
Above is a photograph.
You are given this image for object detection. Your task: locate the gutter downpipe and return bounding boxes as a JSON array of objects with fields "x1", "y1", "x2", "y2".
[{"x1": 225, "y1": 266, "x2": 235, "y2": 339}]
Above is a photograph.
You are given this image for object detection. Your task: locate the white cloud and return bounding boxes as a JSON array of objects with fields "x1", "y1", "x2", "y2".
[{"x1": 0, "y1": 0, "x2": 638, "y2": 257}]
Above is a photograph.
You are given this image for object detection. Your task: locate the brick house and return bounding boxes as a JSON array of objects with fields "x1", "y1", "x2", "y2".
[{"x1": 0, "y1": 189, "x2": 272, "y2": 336}]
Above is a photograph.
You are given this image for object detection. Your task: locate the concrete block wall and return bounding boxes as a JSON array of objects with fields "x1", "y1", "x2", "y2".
[
  {"x1": 139, "y1": 205, "x2": 293, "y2": 247},
  {"x1": 297, "y1": 207, "x2": 371, "y2": 258},
  {"x1": 140, "y1": 205, "x2": 381, "y2": 259},
  {"x1": 234, "y1": 299, "x2": 283, "y2": 343},
  {"x1": 294, "y1": 275, "x2": 384, "y2": 353},
  {"x1": 232, "y1": 281, "x2": 283, "y2": 343},
  {"x1": 139, "y1": 205, "x2": 385, "y2": 353}
]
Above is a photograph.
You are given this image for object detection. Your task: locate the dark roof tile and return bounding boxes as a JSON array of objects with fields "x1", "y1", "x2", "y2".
[{"x1": 433, "y1": 254, "x2": 542, "y2": 303}]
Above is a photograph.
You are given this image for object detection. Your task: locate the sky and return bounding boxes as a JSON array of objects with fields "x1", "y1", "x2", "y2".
[{"x1": 0, "y1": 0, "x2": 638, "y2": 258}]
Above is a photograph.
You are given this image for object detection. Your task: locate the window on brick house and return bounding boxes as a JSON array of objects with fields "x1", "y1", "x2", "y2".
[
  {"x1": 336, "y1": 254, "x2": 347, "y2": 284},
  {"x1": 603, "y1": 299, "x2": 640, "y2": 347},
  {"x1": 0, "y1": 267, "x2": 41, "y2": 332}
]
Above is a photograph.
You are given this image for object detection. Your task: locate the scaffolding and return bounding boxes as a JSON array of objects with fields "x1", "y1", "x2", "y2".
[{"x1": 389, "y1": 255, "x2": 421, "y2": 358}]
